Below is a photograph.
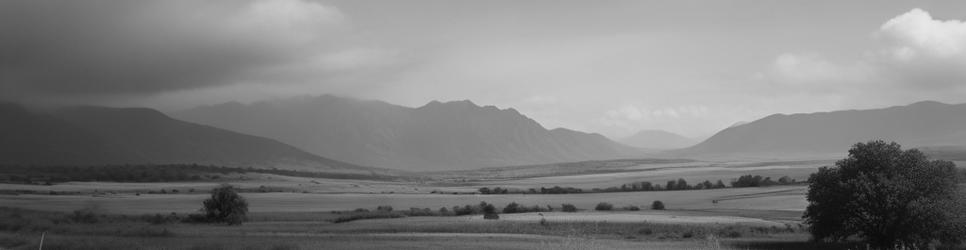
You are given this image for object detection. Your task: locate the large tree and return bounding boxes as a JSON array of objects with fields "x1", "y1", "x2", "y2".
[{"x1": 804, "y1": 140, "x2": 966, "y2": 248}]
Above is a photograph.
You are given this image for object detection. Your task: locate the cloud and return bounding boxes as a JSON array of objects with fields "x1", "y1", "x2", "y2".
[
  {"x1": 0, "y1": 0, "x2": 349, "y2": 101},
  {"x1": 764, "y1": 9, "x2": 966, "y2": 96},
  {"x1": 875, "y1": 8, "x2": 966, "y2": 89},
  {"x1": 879, "y1": 8, "x2": 966, "y2": 59}
]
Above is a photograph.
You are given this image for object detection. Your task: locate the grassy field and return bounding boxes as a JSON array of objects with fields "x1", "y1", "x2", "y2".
[
  {"x1": 0, "y1": 159, "x2": 833, "y2": 249},
  {"x1": 0, "y1": 206, "x2": 851, "y2": 250},
  {"x1": 0, "y1": 185, "x2": 806, "y2": 216}
]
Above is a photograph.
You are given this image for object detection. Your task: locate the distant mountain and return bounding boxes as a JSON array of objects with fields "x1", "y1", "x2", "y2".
[
  {"x1": 619, "y1": 130, "x2": 697, "y2": 149},
  {"x1": 174, "y1": 95, "x2": 641, "y2": 170},
  {"x1": 675, "y1": 101, "x2": 966, "y2": 159},
  {"x1": 0, "y1": 102, "x2": 385, "y2": 174}
]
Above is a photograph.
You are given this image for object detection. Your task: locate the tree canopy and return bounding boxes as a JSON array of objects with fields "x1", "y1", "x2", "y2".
[
  {"x1": 202, "y1": 184, "x2": 249, "y2": 225},
  {"x1": 803, "y1": 140, "x2": 966, "y2": 249}
]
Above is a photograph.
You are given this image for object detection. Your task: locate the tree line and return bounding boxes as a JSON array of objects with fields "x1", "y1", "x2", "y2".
[{"x1": 477, "y1": 174, "x2": 800, "y2": 195}]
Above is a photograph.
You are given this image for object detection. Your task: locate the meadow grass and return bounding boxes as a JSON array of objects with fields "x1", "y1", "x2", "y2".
[{"x1": 0, "y1": 205, "x2": 866, "y2": 250}]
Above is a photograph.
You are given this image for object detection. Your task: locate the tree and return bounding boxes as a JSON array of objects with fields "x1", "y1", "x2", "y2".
[
  {"x1": 700, "y1": 180, "x2": 714, "y2": 189},
  {"x1": 803, "y1": 141, "x2": 966, "y2": 249},
  {"x1": 665, "y1": 180, "x2": 677, "y2": 190},
  {"x1": 202, "y1": 184, "x2": 248, "y2": 225},
  {"x1": 651, "y1": 200, "x2": 665, "y2": 210},
  {"x1": 778, "y1": 176, "x2": 793, "y2": 185},
  {"x1": 675, "y1": 178, "x2": 690, "y2": 190}
]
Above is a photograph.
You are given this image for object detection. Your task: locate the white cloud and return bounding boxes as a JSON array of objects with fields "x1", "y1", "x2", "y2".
[
  {"x1": 765, "y1": 8, "x2": 966, "y2": 98},
  {"x1": 879, "y1": 8, "x2": 966, "y2": 60}
]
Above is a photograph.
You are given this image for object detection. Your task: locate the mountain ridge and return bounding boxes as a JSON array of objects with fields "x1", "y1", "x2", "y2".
[
  {"x1": 673, "y1": 100, "x2": 966, "y2": 159},
  {"x1": 175, "y1": 95, "x2": 641, "y2": 171},
  {"x1": 0, "y1": 102, "x2": 388, "y2": 174}
]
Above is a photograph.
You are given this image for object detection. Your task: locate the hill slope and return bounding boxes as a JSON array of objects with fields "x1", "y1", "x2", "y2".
[
  {"x1": 0, "y1": 102, "x2": 384, "y2": 174},
  {"x1": 174, "y1": 95, "x2": 641, "y2": 170},
  {"x1": 619, "y1": 130, "x2": 697, "y2": 149},
  {"x1": 676, "y1": 101, "x2": 966, "y2": 159}
]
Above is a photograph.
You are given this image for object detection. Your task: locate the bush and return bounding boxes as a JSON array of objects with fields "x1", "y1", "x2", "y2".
[
  {"x1": 143, "y1": 213, "x2": 180, "y2": 225},
  {"x1": 651, "y1": 201, "x2": 665, "y2": 210},
  {"x1": 804, "y1": 141, "x2": 966, "y2": 248},
  {"x1": 376, "y1": 205, "x2": 393, "y2": 212},
  {"x1": 181, "y1": 213, "x2": 209, "y2": 223},
  {"x1": 201, "y1": 184, "x2": 248, "y2": 225},
  {"x1": 561, "y1": 204, "x2": 577, "y2": 212},
  {"x1": 503, "y1": 202, "x2": 521, "y2": 213},
  {"x1": 723, "y1": 230, "x2": 742, "y2": 238},
  {"x1": 482, "y1": 203, "x2": 499, "y2": 220},
  {"x1": 682, "y1": 231, "x2": 694, "y2": 238},
  {"x1": 624, "y1": 205, "x2": 640, "y2": 211},
  {"x1": 452, "y1": 205, "x2": 477, "y2": 216},
  {"x1": 594, "y1": 202, "x2": 613, "y2": 211},
  {"x1": 331, "y1": 211, "x2": 405, "y2": 223}
]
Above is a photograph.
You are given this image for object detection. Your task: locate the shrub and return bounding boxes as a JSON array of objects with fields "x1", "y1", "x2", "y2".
[
  {"x1": 561, "y1": 204, "x2": 577, "y2": 212},
  {"x1": 682, "y1": 231, "x2": 694, "y2": 238},
  {"x1": 482, "y1": 203, "x2": 499, "y2": 220},
  {"x1": 651, "y1": 201, "x2": 665, "y2": 210},
  {"x1": 722, "y1": 229, "x2": 742, "y2": 238},
  {"x1": 594, "y1": 202, "x2": 613, "y2": 211},
  {"x1": 181, "y1": 213, "x2": 209, "y2": 223},
  {"x1": 201, "y1": 184, "x2": 248, "y2": 225},
  {"x1": 331, "y1": 212, "x2": 405, "y2": 223},
  {"x1": 624, "y1": 205, "x2": 640, "y2": 211},
  {"x1": 503, "y1": 202, "x2": 521, "y2": 213},
  {"x1": 406, "y1": 207, "x2": 435, "y2": 216},
  {"x1": 376, "y1": 205, "x2": 393, "y2": 212},
  {"x1": 453, "y1": 205, "x2": 476, "y2": 216}
]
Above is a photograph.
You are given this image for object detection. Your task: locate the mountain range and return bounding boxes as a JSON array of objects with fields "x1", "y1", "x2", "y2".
[
  {"x1": 619, "y1": 130, "x2": 698, "y2": 150},
  {"x1": 0, "y1": 102, "x2": 384, "y2": 174},
  {"x1": 675, "y1": 101, "x2": 966, "y2": 159},
  {"x1": 174, "y1": 95, "x2": 641, "y2": 171},
  {"x1": 6, "y1": 97, "x2": 964, "y2": 172}
]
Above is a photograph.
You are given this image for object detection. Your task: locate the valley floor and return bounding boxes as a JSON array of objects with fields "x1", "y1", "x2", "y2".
[{"x1": 0, "y1": 159, "x2": 838, "y2": 249}]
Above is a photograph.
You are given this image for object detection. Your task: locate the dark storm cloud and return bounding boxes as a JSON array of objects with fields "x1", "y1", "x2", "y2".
[{"x1": 0, "y1": 0, "x2": 345, "y2": 98}]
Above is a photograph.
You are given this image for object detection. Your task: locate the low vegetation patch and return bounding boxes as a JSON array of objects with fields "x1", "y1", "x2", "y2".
[
  {"x1": 330, "y1": 202, "x2": 507, "y2": 223},
  {"x1": 561, "y1": 204, "x2": 578, "y2": 212},
  {"x1": 594, "y1": 202, "x2": 614, "y2": 211},
  {"x1": 476, "y1": 174, "x2": 803, "y2": 195}
]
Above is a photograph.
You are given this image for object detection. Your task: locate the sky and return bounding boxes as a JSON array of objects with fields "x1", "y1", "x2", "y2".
[{"x1": 2, "y1": 0, "x2": 966, "y2": 139}]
